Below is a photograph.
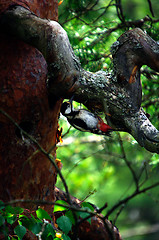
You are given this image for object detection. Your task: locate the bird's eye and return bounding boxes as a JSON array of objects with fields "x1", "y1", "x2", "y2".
[{"x1": 65, "y1": 106, "x2": 71, "y2": 114}]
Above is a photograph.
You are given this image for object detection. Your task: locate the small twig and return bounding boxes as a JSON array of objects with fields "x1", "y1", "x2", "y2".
[
  {"x1": 115, "y1": 0, "x2": 125, "y2": 23},
  {"x1": 113, "y1": 204, "x2": 125, "y2": 224},
  {"x1": 97, "y1": 202, "x2": 108, "y2": 214},
  {"x1": 86, "y1": 0, "x2": 99, "y2": 12},
  {"x1": 0, "y1": 199, "x2": 98, "y2": 217},
  {"x1": 138, "y1": 161, "x2": 150, "y2": 188},
  {"x1": 0, "y1": 109, "x2": 71, "y2": 206},
  {"x1": 142, "y1": 98, "x2": 159, "y2": 108},
  {"x1": 105, "y1": 181, "x2": 159, "y2": 218},
  {"x1": 80, "y1": 189, "x2": 97, "y2": 203},
  {"x1": 65, "y1": 148, "x2": 105, "y2": 177},
  {"x1": 92, "y1": 0, "x2": 114, "y2": 24},
  {"x1": 36, "y1": 219, "x2": 49, "y2": 240},
  {"x1": 118, "y1": 133, "x2": 139, "y2": 190},
  {"x1": 77, "y1": 208, "x2": 116, "y2": 240},
  {"x1": 147, "y1": 0, "x2": 155, "y2": 17},
  {"x1": 62, "y1": 126, "x2": 72, "y2": 138},
  {"x1": 102, "y1": 98, "x2": 112, "y2": 127},
  {"x1": 122, "y1": 223, "x2": 159, "y2": 238},
  {"x1": 87, "y1": 17, "x2": 159, "y2": 48},
  {"x1": 47, "y1": 144, "x2": 56, "y2": 154}
]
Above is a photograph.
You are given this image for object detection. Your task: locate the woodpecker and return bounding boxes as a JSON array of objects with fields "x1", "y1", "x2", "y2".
[{"x1": 60, "y1": 101, "x2": 114, "y2": 136}]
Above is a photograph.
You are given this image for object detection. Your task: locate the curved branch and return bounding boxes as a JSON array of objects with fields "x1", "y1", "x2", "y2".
[
  {"x1": 0, "y1": 5, "x2": 81, "y2": 95},
  {"x1": 1, "y1": 6, "x2": 159, "y2": 153}
]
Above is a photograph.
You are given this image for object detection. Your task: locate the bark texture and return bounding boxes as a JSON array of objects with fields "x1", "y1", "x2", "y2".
[
  {"x1": 0, "y1": 0, "x2": 58, "y2": 19},
  {"x1": 0, "y1": 0, "x2": 59, "y2": 213}
]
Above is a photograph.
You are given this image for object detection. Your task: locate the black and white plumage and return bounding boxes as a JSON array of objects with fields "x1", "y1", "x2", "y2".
[{"x1": 60, "y1": 101, "x2": 113, "y2": 135}]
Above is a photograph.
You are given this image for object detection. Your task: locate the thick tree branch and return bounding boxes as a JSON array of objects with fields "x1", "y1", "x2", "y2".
[{"x1": 1, "y1": 6, "x2": 159, "y2": 153}]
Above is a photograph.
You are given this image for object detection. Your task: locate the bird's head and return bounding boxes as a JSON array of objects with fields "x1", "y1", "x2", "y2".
[{"x1": 60, "y1": 101, "x2": 73, "y2": 116}]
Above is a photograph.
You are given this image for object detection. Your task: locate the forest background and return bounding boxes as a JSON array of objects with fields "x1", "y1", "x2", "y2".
[{"x1": 56, "y1": 0, "x2": 159, "y2": 239}]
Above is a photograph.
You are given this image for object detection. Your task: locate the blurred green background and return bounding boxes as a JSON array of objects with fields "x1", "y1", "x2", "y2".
[{"x1": 56, "y1": 1, "x2": 159, "y2": 239}]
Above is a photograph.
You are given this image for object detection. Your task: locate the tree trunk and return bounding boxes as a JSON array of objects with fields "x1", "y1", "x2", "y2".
[{"x1": 0, "y1": 0, "x2": 59, "y2": 214}]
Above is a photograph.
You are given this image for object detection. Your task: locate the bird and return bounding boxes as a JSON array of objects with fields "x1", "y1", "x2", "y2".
[{"x1": 60, "y1": 101, "x2": 114, "y2": 136}]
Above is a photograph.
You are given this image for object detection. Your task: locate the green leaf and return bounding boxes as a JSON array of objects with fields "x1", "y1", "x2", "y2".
[
  {"x1": 53, "y1": 200, "x2": 68, "y2": 212},
  {"x1": 19, "y1": 215, "x2": 37, "y2": 231},
  {"x1": 46, "y1": 223, "x2": 55, "y2": 237},
  {"x1": 150, "y1": 153, "x2": 159, "y2": 167},
  {"x1": 14, "y1": 225, "x2": 26, "y2": 240},
  {"x1": 0, "y1": 215, "x2": 5, "y2": 226},
  {"x1": 41, "y1": 223, "x2": 55, "y2": 239},
  {"x1": 36, "y1": 208, "x2": 52, "y2": 221},
  {"x1": 18, "y1": 216, "x2": 40, "y2": 234},
  {"x1": 31, "y1": 222, "x2": 42, "y2": 234},
  {"x1": 31, "y1": 213, "x2": 36, "y2": 220},
  {"x1": 6, "y1": 215, "x2": 17, "y2": 224},
  {"x1": 5, "y1": 206, "x2": 23, "y2": 215},
  {"x1": 65, "y1": 211, "x2": 76, "y2": 225},
  {"x1": 81, "y1": 202, "x2": 95, "y2": 212},
  {"x1": 5, "y1": 206, "x2": 14, "y2": 214},
  {"x1": 79, "y1": 208, "x2": 90, "y2": 221},
  {"x1": 77, "y1": 207, "x2": 92, "y2": 224},
  {"x1": 62, "y1": 234, "x2": 71, "y2": 240},
  {"x1": 56, "y1": 216, "x2": 72, "y2": 235},
  {"x1": 13, "y1": 207, "x2": 24, "y2": 215}
]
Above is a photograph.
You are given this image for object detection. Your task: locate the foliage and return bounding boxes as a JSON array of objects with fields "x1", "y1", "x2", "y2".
[
  {"x1": 0, "y1": 202, "x2": 55, "y2": 239},
  {"x1": 0, "y1": 200, "x2": 95, "y2": 240}
]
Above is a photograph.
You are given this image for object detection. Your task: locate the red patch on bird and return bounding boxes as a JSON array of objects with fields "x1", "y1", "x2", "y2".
[{"x1": 100, "y1": 123, "x2": 112, "y2": 132}]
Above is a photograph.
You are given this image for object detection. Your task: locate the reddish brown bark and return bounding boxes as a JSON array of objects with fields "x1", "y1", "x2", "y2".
[
  {"x1": 0, "y1": 0, "x2": 58, "y2": 19},
  {"x1": 0, "y1": 0, "x2": 59, "y2": 213}
]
